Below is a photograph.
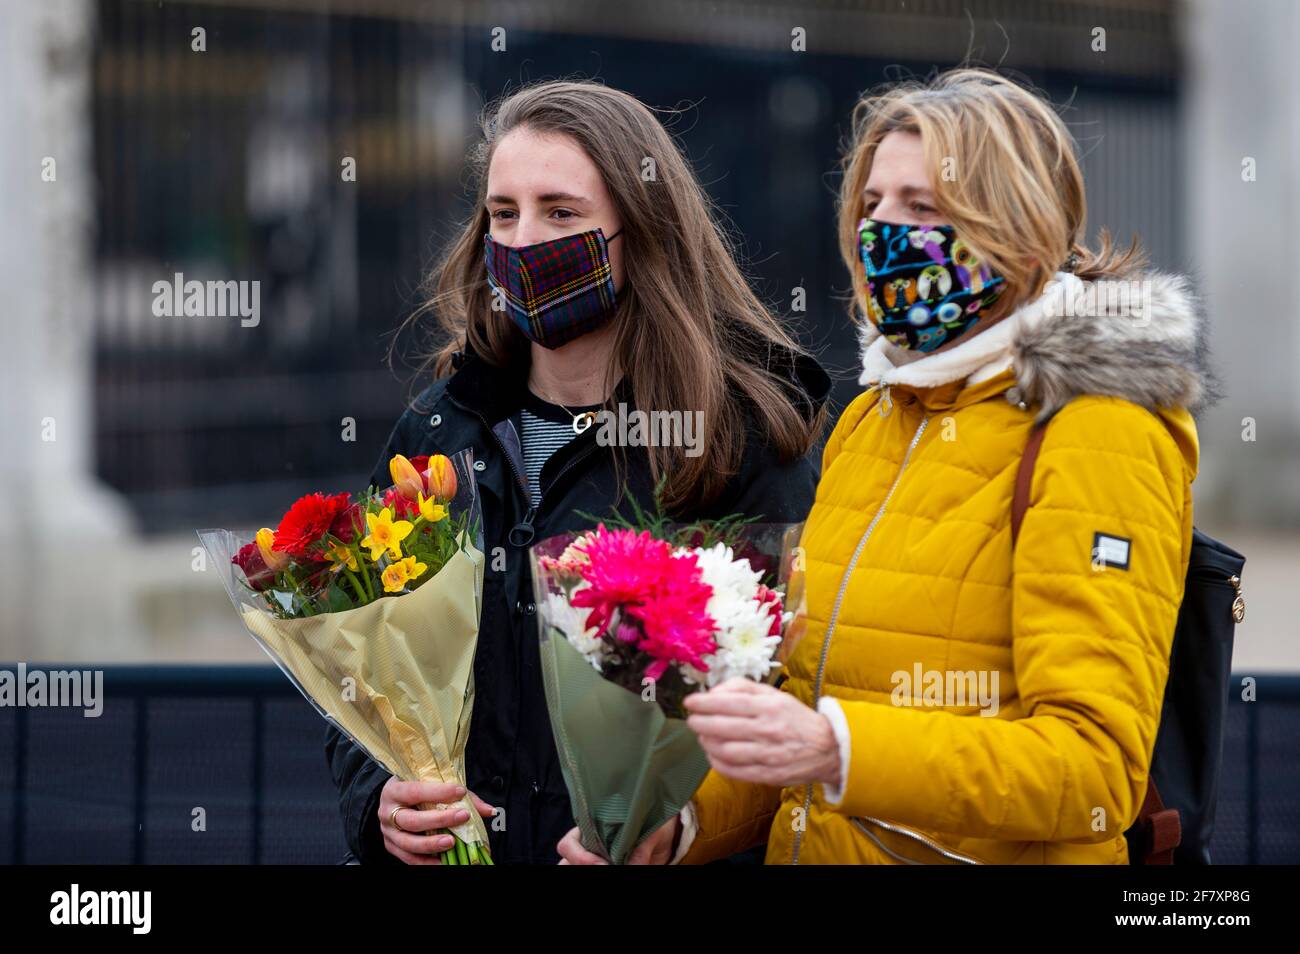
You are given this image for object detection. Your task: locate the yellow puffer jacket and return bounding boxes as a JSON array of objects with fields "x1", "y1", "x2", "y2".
[{"x1": 681, "y1": 271, "x2": 1207, "y2": 865}]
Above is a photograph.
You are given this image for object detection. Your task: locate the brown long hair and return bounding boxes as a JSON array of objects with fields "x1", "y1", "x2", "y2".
[
  {"x1": 403, "y1": 79, "x2": 825, "y2": 511},
  {"x1": 837, "y1": 67, "x2": 1146, "y2": 327}
]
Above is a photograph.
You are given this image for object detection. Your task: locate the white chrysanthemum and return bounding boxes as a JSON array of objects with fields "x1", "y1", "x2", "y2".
[
  {"x1": 543, "y1": 589, "x2": 604, "y2": 670},
  {"x1": 681, "y1": 597, "x2": 781, "y2": 688},
  {"x1": 708, "y1": 609, "x2": 782, "y2": 686},
  {"x1": 687, "y1": 543, "x2": 763, "y2": 630}
]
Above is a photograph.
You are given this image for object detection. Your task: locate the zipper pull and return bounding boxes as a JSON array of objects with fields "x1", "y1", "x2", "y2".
[
  {"x1": 877, "y1": 384, "x2": 893, "y2": 417},
  {"x1": 1230, "y1": 574, "x2": 1245, "y2": 623},
  {"x1": 508, "y1": 505, "x2": 538, "y2": 548}
]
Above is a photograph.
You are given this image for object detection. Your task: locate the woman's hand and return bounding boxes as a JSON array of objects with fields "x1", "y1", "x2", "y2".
[
  {"x1": 556, "y1": 816, "x2": 680, "y2": 865},
  {"x1": 378, "y1": 778, "x2": 495, "y2": 865},
  {"x1": 684, "y1": 678, "x2": 842, "y2": 789}
]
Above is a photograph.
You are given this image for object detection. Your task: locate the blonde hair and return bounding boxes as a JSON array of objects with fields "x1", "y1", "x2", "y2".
[
  {"x1": 838, "y1": 67, "x2": 1144, "y2": 326},
  {"x1": 404, "y1": 80, "x2": 825, "y2": 512}
]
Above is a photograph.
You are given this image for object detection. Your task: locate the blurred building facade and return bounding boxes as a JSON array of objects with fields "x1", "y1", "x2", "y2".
[{"x1": 1, "y1": 0, "x2": 1295, "y2": 666}]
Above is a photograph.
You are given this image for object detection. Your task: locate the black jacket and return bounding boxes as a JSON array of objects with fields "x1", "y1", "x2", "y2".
[{"x1": 324, "y1": 343, "x2": 831, "y2": 864}]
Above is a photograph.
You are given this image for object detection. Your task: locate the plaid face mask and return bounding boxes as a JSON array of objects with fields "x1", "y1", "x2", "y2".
[{"x1": 484, "y1": 227, "x2": 622, "y2": 349}]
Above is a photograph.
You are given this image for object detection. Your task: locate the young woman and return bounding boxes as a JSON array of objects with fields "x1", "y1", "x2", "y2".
[
  {"x1": 559, "y1": 67, "x2": 1210, "y2": 865},
  {"x1": 325, "y1": 80, "x2": 830, "y2": 864}
]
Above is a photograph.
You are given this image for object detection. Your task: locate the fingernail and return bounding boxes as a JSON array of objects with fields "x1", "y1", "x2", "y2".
[
  {"x1": 455, "y1": 786, "x2": 467, "y2": 796},
  {"x1": 456, "y1": 810, "x2": 470, "y2": 821}
]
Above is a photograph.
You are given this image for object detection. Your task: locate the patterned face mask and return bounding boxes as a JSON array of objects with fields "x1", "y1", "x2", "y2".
[
  {"x1": 484, "y1": 227, "x2": 622, "y2": 350},
  {"x1": 858, "y1": 217, "x2": 1005, "y2": 353}
]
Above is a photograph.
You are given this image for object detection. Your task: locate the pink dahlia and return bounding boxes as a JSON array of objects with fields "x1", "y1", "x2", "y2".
[
  {"x1": 570, "y1": 525, "x2": 717, "y2": 681},
  {"x1": 570, "y1": 526, "x2": 675, "y2": 635},
  {"x1": 632, "y1": 554, "x2": 717, "y2": 680}
]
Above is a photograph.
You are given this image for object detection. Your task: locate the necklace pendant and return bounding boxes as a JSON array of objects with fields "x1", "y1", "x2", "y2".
[{"x1": 572, "y1": 411, "x2": 596, "y2": 434}]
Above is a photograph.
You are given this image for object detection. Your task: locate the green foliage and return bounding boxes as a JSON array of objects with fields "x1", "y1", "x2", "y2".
[
  {"x1": 321, "y1": 580, "x2": 357, "y2": 612},
  {"x1": 576, "y1": 475, "x2": 758, "y2": 552}
]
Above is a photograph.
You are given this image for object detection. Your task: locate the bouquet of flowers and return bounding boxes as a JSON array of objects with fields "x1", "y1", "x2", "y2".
[
  {"x1": 531, "y1": 504, "x2": 803, "y2": 864},
  {"x1": 198, "y1": 450, "x2": 492, "y2": 864}
]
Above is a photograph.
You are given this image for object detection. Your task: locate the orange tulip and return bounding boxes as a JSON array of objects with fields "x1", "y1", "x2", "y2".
[
  {"x1": 389, "y1": 454, "x2": 425, "y2": 500},
  {"x1": 425, "y1": 454, "x2": 458, "y2": 501}
]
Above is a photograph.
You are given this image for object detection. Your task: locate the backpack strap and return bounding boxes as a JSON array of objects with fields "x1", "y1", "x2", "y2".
[
  {"x1": 1010, "y1": 423, "x2": 1048, "y2": 546},
  {"x1": 1138, "y1": 783, "x2": 1182, "y2": 864},
  {"x1": 1009, "y1": 417, "x2": 1182, "y2": 863}
]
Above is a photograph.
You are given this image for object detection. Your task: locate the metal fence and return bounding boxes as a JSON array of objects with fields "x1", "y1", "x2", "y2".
[
  {"x1": 0, "y1": 665, "x2": 1295, "y2": 864},
  {"x1": 0, "y1": 666, "x2": 345, "y2": 864}
]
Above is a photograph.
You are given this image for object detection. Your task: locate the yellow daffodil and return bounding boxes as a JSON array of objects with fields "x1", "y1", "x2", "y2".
[
  {"x1": 389, "y1": 454, "x2": 425, "y2": 501},
  {"x1": 381, "y1": 555, "x2": 428, "y2": 593},
  {"x1": 326, "y1": 540, "x2": 359, "y2": 573},
  {"x1": 256, "y1": 527, "x2": 289, "y2": 571},
  {"x1": 417, "y1": 491, "x2": 449, "y2": 523},
  {"x1": 425, "y1": 454, "x2": 458, "y2": 501},
  {"x1": 361, "y1": 507, "x2": 413, "y2": 562}
]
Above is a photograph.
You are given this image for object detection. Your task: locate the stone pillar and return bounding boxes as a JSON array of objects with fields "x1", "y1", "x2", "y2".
[
  {"x1": 1184, "y1": 0, "x2": 1300, "y2": 525},
  {"x1": 0, "y1": 0, "x2": 141, "y2": 661}
]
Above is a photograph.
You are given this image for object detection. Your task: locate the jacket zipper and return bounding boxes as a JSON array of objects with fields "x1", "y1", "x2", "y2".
[
  {"x1": 851, "y1": 815, "x2": 984, "y2": 865},
  {"x1": 454, "y1": 400, "x2": 602, "y2": 834},
  {"x1": 790, "y1": 412, "x2": 929, "y2": 864},
  {"x1": 517, "y1": 442, "x2": 600, "y2": 541},
  {"x1": 540, "y1": 442, "x2": 599, "y2": 513},
  {"x1": 459, "y1": 399, "x2": 602, "y2": 544}
]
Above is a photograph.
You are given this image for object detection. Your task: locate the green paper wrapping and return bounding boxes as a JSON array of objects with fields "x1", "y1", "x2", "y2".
[{"x1": 539, "y1": 629, "x2": 710, "y2": 864}]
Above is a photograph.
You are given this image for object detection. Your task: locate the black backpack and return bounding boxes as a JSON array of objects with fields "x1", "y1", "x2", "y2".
[{"x1": 1012, "y1": 423, "x2": 1245, "y2": 864}]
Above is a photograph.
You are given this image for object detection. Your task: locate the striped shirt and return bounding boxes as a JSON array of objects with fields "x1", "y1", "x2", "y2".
[{"x1": 517, "y1": 391, "x2": 602, "y2": 507}]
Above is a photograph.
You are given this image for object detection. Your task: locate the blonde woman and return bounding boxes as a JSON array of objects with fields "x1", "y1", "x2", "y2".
[
  {"x1": 327, "y1": 80, "x2": 829, "y2": 865},
  {"x1": 559, "y1": 68, "x2": 1209, "y2": 865}
]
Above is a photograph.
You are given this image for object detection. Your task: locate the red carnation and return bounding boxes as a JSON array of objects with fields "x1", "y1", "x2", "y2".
[
  {"x1": 232, "y1": 541, "x2": 275, "y2": 590},
  {"x1": 272, "y1": 492, "x2": 351, "y2": 559}
]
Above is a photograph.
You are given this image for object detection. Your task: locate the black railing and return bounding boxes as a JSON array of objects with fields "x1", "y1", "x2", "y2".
[
  {"x1": 0, "y1": 665, "x2": 1297, "y2": 864},
  {"x1": 1, "y1": 665, "x2": 344, "y2": 864}
]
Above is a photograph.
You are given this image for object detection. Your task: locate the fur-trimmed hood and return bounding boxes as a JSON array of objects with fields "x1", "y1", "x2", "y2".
[{"x1": 858, "y1": 270, "x2": 1216, "y2": 420}]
